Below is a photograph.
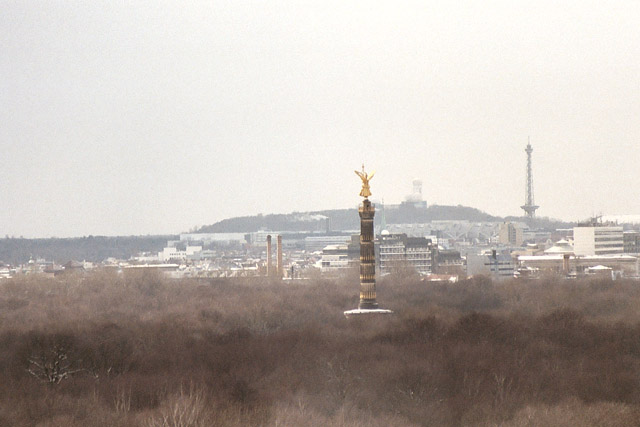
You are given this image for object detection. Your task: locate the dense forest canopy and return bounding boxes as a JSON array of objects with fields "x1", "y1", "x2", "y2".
[{"x1": 1, "y1": 272, "x2": 639, "y2": 426}]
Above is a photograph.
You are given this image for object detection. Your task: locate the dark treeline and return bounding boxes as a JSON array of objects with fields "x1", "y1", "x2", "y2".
[
  {"x1": 1, "y1": 272, "x2": 640, "y2": 425},
  {"x1": 0, "y1": 235, "x2": 177, "y2": 265},
  {"x1": 503, "y1": 215, "x2": 575, "y2": 230}
]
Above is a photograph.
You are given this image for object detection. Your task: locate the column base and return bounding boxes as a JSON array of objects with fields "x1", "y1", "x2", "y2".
[
  {"x1": 344, "y1": 308, "x2": 394, "y2": 317},
  {"x1": 358, "y1": 300, "x2": 379, "y2": 310}
]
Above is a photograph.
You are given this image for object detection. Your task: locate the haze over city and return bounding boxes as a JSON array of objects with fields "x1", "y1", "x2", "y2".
[{"x1": 2, "y1": 1, "x2": 639, "y2": 237}]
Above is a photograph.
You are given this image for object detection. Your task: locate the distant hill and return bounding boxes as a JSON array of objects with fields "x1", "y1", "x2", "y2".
[
  {"x1": 198, "y1": 211, "x2": 350, "y2": 233},
  {"x1": 197, "y1": 204, "x2": 504, "y2": 234}
]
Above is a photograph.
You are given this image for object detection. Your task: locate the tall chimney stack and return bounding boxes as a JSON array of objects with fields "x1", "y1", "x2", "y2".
[
  {"x1": 563, "y1": 254, "x2": 570, "y2": 275},
  {"x1": 266, "y1": 235, "x2": 272, "y2": 277},
  {"x1": 277, "y1": 235, "x2": 283, "y2": 278}
]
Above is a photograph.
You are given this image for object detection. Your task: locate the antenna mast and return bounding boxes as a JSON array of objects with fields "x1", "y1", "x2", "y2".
[{"x1": 520, "y1": 138, "x2": 539, "y2": 218}]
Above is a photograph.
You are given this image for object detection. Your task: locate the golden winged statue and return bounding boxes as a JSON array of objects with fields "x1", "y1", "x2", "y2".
[{"x1": 355, "y1": 165, "x2": 375, "y2": 198}]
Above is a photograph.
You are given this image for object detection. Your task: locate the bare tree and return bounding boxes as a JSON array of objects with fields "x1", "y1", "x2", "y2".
[{"x1": 27, "y1": 344, "x2": 91, "y2": 384}]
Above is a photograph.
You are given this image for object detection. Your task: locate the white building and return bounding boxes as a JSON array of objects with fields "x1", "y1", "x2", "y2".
[
  {"x1": 543, "y1": 239, "x2": 574, "y2": 255},
  {"x1": 179, "y1": 233, "x2": 247, "y2": 245},
  {"x1": 305, "y1": 235, "x2": 352, "y2": 252},
  {"x1": 319, "y1": 244, "x2": 351, "y2": 272},
  {"x1": 573, "y1": 225, "x2": 624, "y2": 256},
  {"x1": 378, "y1": 233, "x2": 432, "y2": 275},
  {"x1": 517, "y1": 254, "x2": 639, "y2": 278},
  {"x1": 159, "y1": 245, "x2": 203, "y2": 262}
]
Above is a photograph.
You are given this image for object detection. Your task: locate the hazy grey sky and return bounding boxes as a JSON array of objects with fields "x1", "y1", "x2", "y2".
[{"x1": 2, "y1": 1, "x2": 639, "y2": 237}]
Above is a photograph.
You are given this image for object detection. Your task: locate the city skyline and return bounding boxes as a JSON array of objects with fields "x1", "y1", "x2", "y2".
[{"x1": 2, "y1": 1, "x2": 639, "y2": 237}]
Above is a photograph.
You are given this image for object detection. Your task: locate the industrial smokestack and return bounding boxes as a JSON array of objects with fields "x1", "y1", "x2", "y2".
[
  {"x1": 266, "y1": 235, "x2": 272, "y2": 277},
  {"x1": 277, "y1": 235, "x2": 283, "y2": 278},
  {"x1": 563, "y1": 254, "x2": 570, "y2": 275}
]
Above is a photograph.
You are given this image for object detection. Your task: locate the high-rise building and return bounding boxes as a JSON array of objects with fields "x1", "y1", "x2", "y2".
[
  {"x1": 498, "y1": 222, "x2": 524, "y2": 246},
  {"x1": 624, "y1": 231, "x2": 640, "y2": 254},
  {"x1": 378, "y1": 233, "x2": 432, "y2": 275},
  {"x1": 573, "y1": 224, "x2": 624, "y2": 256}
]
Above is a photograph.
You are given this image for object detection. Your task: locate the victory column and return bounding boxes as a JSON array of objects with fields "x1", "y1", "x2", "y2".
[{"x1": 344, "y1": 166, "x2": 393, "y2": 317}]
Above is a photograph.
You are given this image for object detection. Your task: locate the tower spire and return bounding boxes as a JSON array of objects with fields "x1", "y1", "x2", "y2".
[{"x1": 520, "y1": 138, "x2": 539, "y2": 218}]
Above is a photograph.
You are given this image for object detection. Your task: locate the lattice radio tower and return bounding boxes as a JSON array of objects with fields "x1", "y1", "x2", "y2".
[{"x1": 520, "y1": 139, "x2": 539, "y2": 218}]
